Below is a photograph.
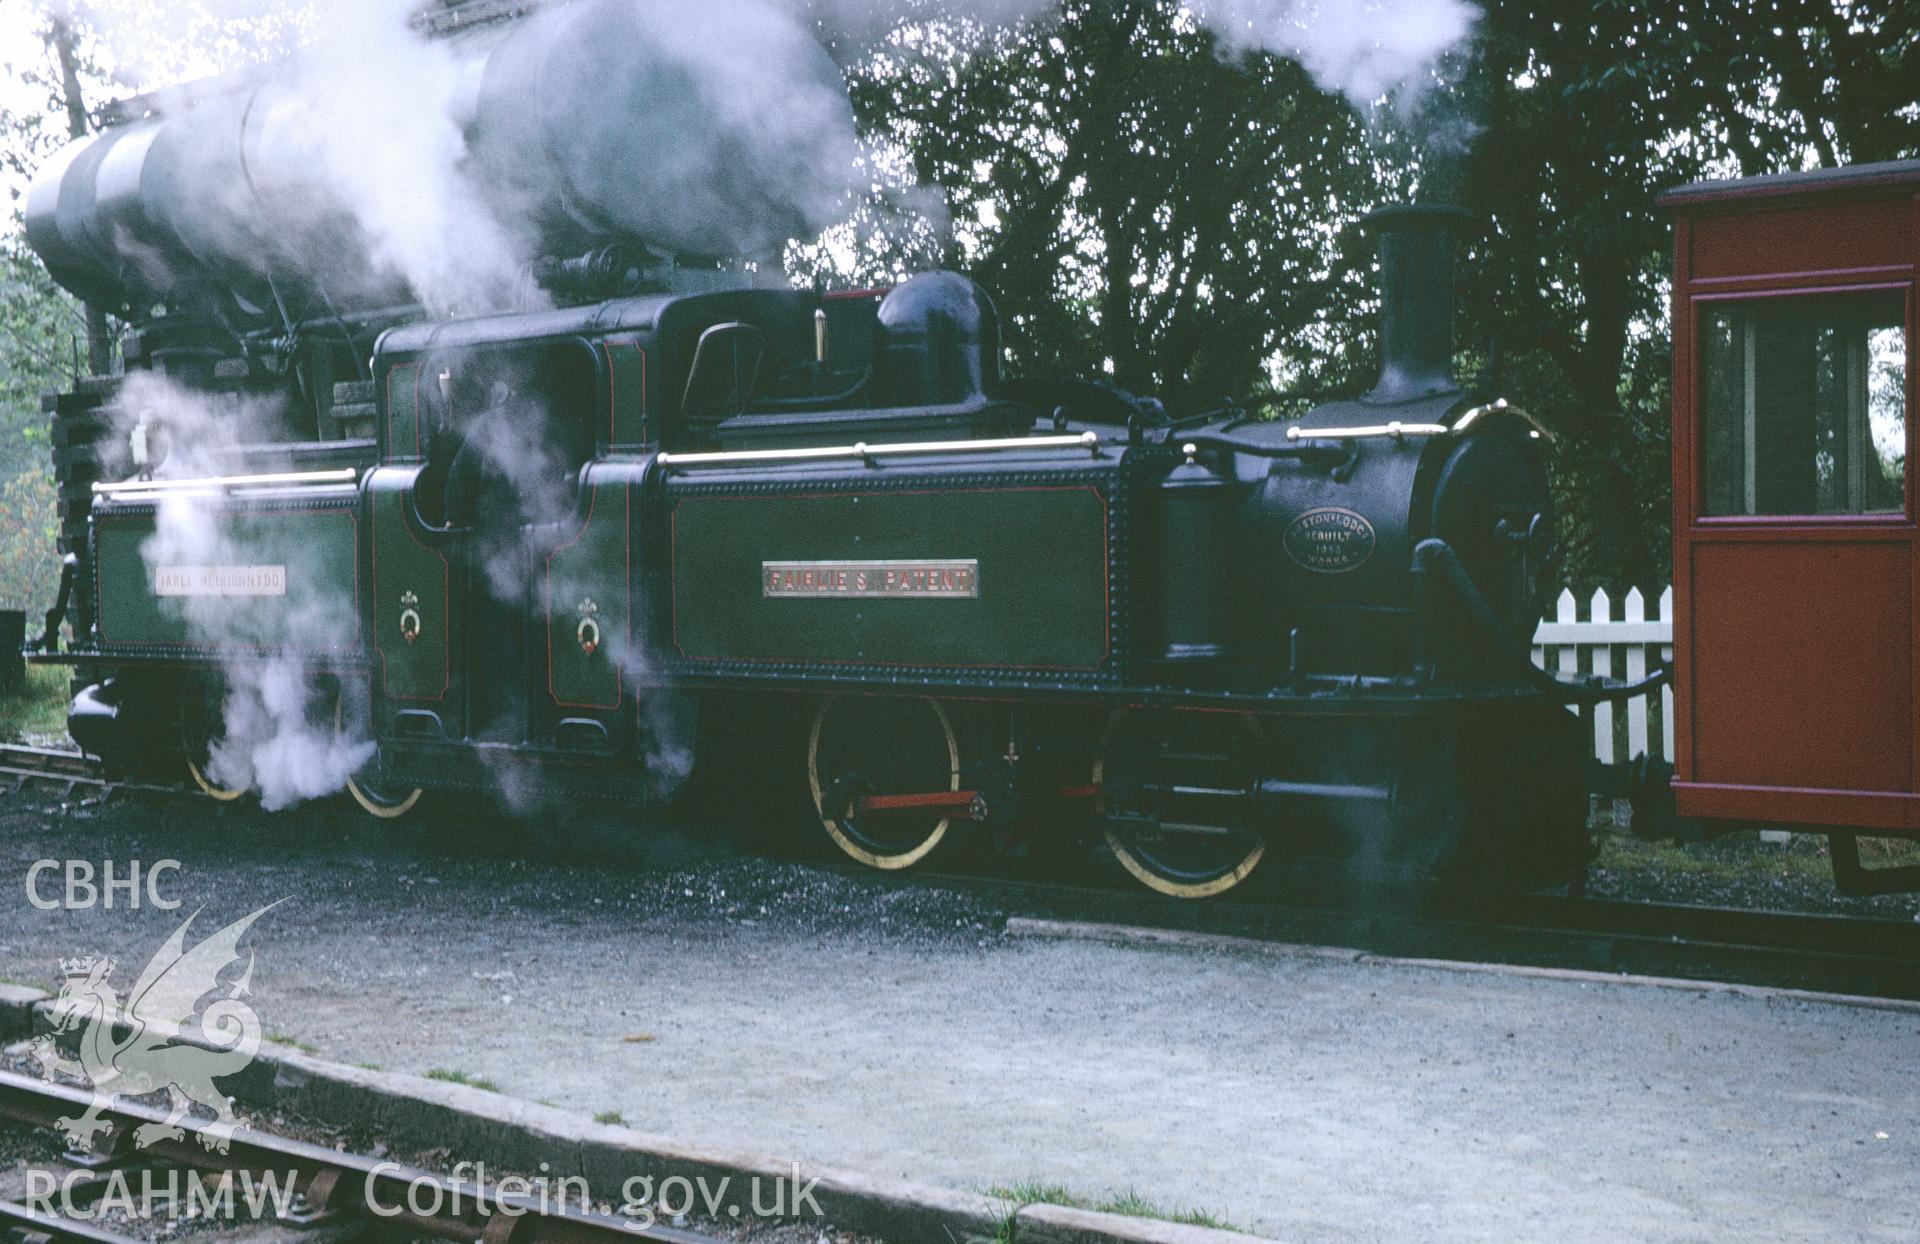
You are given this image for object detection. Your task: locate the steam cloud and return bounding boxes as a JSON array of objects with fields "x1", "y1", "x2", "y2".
[
  {"x1": 448, "y1": 378, "x2": 696, "y2": 811},
  {"x1": 55, "y1": 0, "x2": 1471, "y2": 816},
  {"x1": 272, "y1": 0, "x2": 534, "y2": 315},
  {"x1": 1186, "y1": 0, "x2": 1477, "y2": 106},
  {"x1": 43, "y1": 0, "x2": 863, "y2": 318},
  {"x1": 792, "y1": 0, "x2": 1475, "y2": 105},
  {"x1": 45, "y1": 0, "x2": 1473, "y2": 323},
  {"x1": 110, "y1": 373, "x2": 374, "y2": 810}
]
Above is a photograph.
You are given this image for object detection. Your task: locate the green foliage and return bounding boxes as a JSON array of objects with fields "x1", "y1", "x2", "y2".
[
  {"x1": 265, "y1": 1032, "x2": 321, "y2": 1054},
  {"x1": 1453, "y1": 0, "x2": 1916, "y2": 590},
  {"x1": 1, "y1": 0, "x2": 1915, "y2": 606},
  {"x1": 424, "y1": 1067, "x2": 501, "y2": 1092},
  {"x1": 2, "y1": 12, "x2": 113, "y2": 614},
  {"x1": 0, "y1": 468, "x2": 58, "y2": 612},
  {"x1": 984, "y1": 1180, "x2": 1241, "y2": 1232},
  {"x1": 820, "y1": 0, "x2": 1917, "y2": 593},
  {"x1": 0, "y1": 239, "x2": 85, "y2": 468},
  {"x1": 811, "y1": 0, "x2": 1408, "y2": 410},
  {"x1": 0, "y1": 662, "x2": 70, "y2": 743}
]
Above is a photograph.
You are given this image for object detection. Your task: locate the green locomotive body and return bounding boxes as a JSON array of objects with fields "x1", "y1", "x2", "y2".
[
  {"x1": 45, "y1": 241, "x2": 1614, "y2": 896},
  {"x1": 22, "y1": 1, "x2": 1649, "y2": 895}
]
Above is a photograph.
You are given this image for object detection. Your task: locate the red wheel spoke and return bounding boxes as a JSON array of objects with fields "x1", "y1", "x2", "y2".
[{"x1": 856, "y1": 789, "x2": 978, "y2": 813}]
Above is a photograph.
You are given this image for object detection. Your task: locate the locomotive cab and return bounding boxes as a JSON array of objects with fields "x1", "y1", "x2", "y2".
[{"x1": 682, "y1": 273, "x2": 1029, "y2": 451}]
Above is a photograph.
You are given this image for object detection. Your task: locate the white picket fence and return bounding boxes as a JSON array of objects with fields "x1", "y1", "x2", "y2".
[{"x1": 1531, "y1": 586, "x2": 1674, "y2": 765}]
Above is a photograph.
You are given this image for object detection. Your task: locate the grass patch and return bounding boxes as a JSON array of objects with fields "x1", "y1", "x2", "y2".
[
  {"x1": 424, "y1": 1068, "x2": 500, "y2": 1092},
  {"x1": 355, "y1": 1061, "x2": 382, "y2": 1071},
  {"x1": 264, "y1": 1033, "x2": 318, "y2": 1055},
  {"x1": 985, "y1": 1181, "x2": 1239, "y2": 1234},
  {"x1": 593, "y1": 1110, "x2": 625, "y2": 1125},
  {"x1": 1597, "y1": 830, "x2": 1920, "y2": 886},
  {"x1": 0, "y1": 665, "x2": 69, "y2": 742},
  {"x1": 1597, "y1": 834, "x2": 1837, "y2": 886}
]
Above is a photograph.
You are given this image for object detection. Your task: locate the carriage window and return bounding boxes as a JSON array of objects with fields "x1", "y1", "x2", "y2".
[{"x1": 1701, "y1": 291, "x2": 1907, "y2": 516}]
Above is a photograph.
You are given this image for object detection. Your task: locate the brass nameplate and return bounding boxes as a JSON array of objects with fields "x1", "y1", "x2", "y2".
[
  {"x1": 764, "y1": 559, "x2": 979, "y2": 598},
  {"x1": 155, "y1": 565, "x2": 288, "y2": 597}
]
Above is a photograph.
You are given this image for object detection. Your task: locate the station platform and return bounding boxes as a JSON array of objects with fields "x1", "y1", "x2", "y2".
[{"x1": 1, "y1": 796, "x2": 1914, "y2": 1242}]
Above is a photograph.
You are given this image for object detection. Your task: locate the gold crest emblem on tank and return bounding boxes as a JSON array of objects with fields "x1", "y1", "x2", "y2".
[
  {"x1": 576, "y1": 598, "x2": 602, "y2": 657},
  {"x1": 398, "y1": 591, "x2": 422, "y2": 646}
]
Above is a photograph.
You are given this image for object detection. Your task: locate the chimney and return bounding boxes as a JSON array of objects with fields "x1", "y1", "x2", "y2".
[{"x1": 1362, "y1": 203, "x2": 1470, "y2": 405}]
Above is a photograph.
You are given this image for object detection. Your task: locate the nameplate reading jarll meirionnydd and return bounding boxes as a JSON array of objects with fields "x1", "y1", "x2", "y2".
[
  {"x1": 763, "y1": 559, "x2": 979, "y2": 599},
  {"x1": 154, "y1": 565, "x2": 288, "y2": 597}
]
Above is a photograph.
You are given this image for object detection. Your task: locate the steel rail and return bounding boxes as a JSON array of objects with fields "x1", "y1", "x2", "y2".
[
  {"x1": 0, "y1": 1197, "x2": 150, "y2": 1244},
  {"x1": 1284, "y1": 420, "x2": 1449, "y2": 441},
  {"x1": 0, "y1": 745, "x2": 100, "y2": 794},
  {"x1": 12, "y1": 741, "x2": 1915, "y2": 996},
  {"x1": 0, "y1": 745, "x2": 180, "y2": 798},
  {"x1": 822, "y1": 862, "x2": 1920, "y2": 1001},
  {"x1": 0, "y1": 1072, "x2": 720, "y2": 1244}
]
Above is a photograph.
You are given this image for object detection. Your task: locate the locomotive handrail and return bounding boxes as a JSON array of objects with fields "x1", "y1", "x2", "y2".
[
  {"x1": 1451, "y1": 401, "x2": 1553, "y2": 439},
  {"x1": 1285, "y1": 421, "x2": 1450, "y2": 441},
  {"x1": 93, "y1": 467, "x2": 360, "y2": 494},
  {"x1": 655, "y1": 431, "x2": 1103, "y2": 469},
  {"x1": 1284, "y1": 403, "x2": 1550, "y2": 443}
]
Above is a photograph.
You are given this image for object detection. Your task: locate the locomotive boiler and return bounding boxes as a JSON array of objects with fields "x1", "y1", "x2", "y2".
[{"x1": 21, "y1": 0, "x2": 1662, "y2": 898}]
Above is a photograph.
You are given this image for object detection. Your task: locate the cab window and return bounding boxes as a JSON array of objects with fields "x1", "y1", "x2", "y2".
[
  {"x1": 411, "y1": 343, "x2": 598, "y2": 531},
  {"x1": 1700, "y1": 290, "x2": 1907, "y2": 517}
]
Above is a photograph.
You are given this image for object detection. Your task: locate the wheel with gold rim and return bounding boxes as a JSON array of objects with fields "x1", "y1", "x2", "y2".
[
  {"x1": 334, "y1": 698, "x2": 424, "y2": 819},
  {"x1": 184, "y1": 736, "x2": 250, "y2": 802},
  {"x1": 1096, "y1": 709, "x2": 1268, "y2": 898},
  {"x1": 807, "y1": 696, "x2": 960, "y2": 870},
  {"x1": 347, "y1": 771, "x2": 424, "y2": 820},
  {"x1": 181, "y1": 696, "x2": 249, "y2": 802}
]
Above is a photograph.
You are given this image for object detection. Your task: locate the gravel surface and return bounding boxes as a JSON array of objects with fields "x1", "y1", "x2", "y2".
[
  {"x1": 1, "y1": 785, "x2": 1918, "y2": 1242},
  {"x1": 0, "y1": 1054, "x2": 888, "y2": 1244}
]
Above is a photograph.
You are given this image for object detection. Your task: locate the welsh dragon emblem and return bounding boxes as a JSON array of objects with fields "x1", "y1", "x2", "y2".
[{"x1": 27, "y1": 903, "x2": 280, "y2": 1154}]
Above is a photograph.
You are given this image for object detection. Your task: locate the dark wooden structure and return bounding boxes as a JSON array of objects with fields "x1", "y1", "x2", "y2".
[{"x1": 1663, "y1": 160, "x2": 1920, "y2": 885}]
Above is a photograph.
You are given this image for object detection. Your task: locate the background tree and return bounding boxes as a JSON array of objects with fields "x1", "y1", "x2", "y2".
[
  {"x1": 1457, "y1": 0, "x2": 1918, "y2": 592},
  {"x1": 817, "y1": 0, "x2": 1916, "y2": 595},
  {"x1": 2, "y1": 0, "x2": 1915, "y2": 613},
  {"x1": 0, "y1": 11, "x2": 113, "y2": 612}
]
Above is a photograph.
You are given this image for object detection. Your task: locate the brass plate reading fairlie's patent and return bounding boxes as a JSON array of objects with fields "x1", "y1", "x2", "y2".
[{"x1": 763, "y1": 559, "x2": 980, "y2": 598}]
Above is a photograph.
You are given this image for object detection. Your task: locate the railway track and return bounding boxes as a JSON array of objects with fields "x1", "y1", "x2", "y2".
[
  {"x1": 10, "y1": 741, "x2": 1918, "y2": 1001},
  {"x1": 0, "y1": 744, "x2": 184, "y2": 801},
  {"x1": 832, "y1": 864, "x2": 1920, "y2": 1002},
  {"x1": 0, "y1": 745, "x2": 102, "y2": 795},
  {"x1": 0, "y1": 1070, "x2": 721, "y2": 1244}
]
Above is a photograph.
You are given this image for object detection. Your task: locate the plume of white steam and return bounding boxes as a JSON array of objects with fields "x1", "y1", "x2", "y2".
[
  {"x1": 433, "y1": 376, "x2": 693, "y2": 809},
  {"x1": 787, "y1": 0, "x2": 1056, "y2": 42},
  {"x1": 1185, "y1": 0, "x2": 1476, "y2": 106},
  {"x1": 268, "y1": 0, "x2": 535, "y2": 314},
  {"x1": 795, "y1": 0, "x2": 1474, "y2": 108},
  {"x1": 111, "y1": 372, "x2": 373, "y2": 810},
  {"x1": 445, "y1": 386, "x2": 579, "y2": 603},
  {"x1": 45, "y1": 0, "x2": 864, "y2": 316}
]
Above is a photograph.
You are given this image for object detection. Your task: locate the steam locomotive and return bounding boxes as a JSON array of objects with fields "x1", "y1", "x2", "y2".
[{"x1": 21, "y1": 0, "x2": 1658, "y2": 897}]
